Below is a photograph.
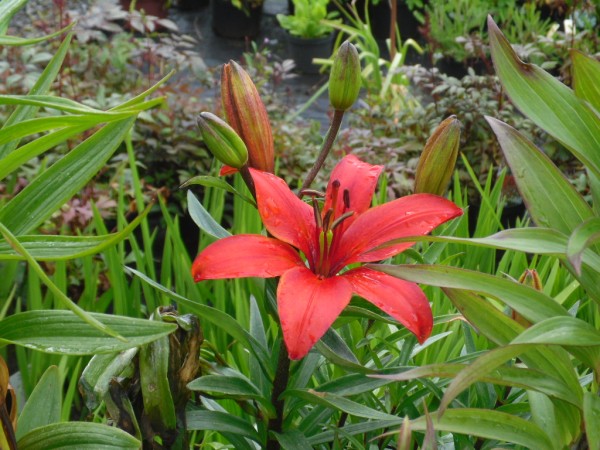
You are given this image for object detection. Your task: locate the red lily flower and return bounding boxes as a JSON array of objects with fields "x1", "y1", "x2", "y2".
[{"x1": 192, "y1": 155, "x2": 463, "y2": 359}]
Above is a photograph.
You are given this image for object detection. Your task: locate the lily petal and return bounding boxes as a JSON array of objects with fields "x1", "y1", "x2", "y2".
[
  {"x1": 331, "y1": 194, "x2": 462, "y2": 269},
  {"x1": 323, "y1": 154, "x2": 383, "y2": 232},
  {"x1": 219, "y1": 165, "x2": 238, "y2": 176},
  {"x1": 192, "y1": 235, "x2": 303, "y2": 281},
  {"x1": 343, "y1": 267, "x2": 433, "y2": 343},
  {"x1": 251, "y1": 169, "x2": 318, "y2": 267},
  {"x1": 278, "y1": 267, "x2": 352, "y2": 359}
]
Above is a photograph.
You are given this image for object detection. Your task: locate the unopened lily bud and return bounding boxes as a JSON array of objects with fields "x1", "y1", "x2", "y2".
[
  {"x1": 397, "y1": 416, "x2": 412, "y2": 450},
  {"x1": 511, "y1": 269, "x2": 542, "y2": 328},
  {"x1": 414, "y1": 115, "x2": 461, "y2": 196},
  {"x1": 328, "y1": 41, "x2": 361, "y2": 111},
  {"x1": 221, "y1": 61, "x2": 274, "y2": 173},
  {"x1": 197, "y1": 112, "x2": 248, "y2": 169}
]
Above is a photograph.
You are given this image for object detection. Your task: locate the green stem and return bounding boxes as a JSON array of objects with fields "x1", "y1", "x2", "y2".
[
  {"x1": 299, "y1": 109, "x2": 345, "y2": 194},
  {"x1": 266, "y1": 343, "x2": 291, "y2": 450},
  {"x1": 239, "y1": 164, "x2": 257, "y2": 201}
]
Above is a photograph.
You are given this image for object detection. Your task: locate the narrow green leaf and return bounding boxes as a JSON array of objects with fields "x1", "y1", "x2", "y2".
[
  {"x1": 0, "y1": 222, "x2": 122, "y2": 339},
  {"x1": 0, "y1": 32, "x2": 72, "y2": 158},
  {"x1": 110, "y1": 70, "x2": 174, "y2": 111},
  {"x1": 187, "y1": 374, "x2": 264, "y2": 401},
  {"x1": 284, "y1": 389, "x2": 398, "y2": 420},
  {"x1": 186, "y1": 410, "x2": 261, "y2": 443},
  {"x1": 567, "y1": 217, "x2": 600, "y2": 275},
  {"x1": 0, "y1": 203, "x2": 153, "y2": 260},
  {"x1": 373, "y1": 363, "x2": 577, "y2": 407},
  {"x1": 0, "y1": 94, "x2": 117, "y2": 114},
  {"x1": 273, "y1": 431, "x2": 313, "y2": 450},
  {"x1": 572, "y1": 50, "x2": 600, "y2": 112},
  {"x1": 372, "y1": 264, "x2": 568, "y2": 324},
  {"x1": 411, "y1": 408, "x2": 554, "y2": 450},
  {"x1": 16, "y1": 366, "x2": 61, "y2": 440},
  {"x1": 0, "y1": 24, "x2": 73, "y2": 46},
  {"x1": 488, "y1": 16, "x2": 600, "y2": 178},
  {"x1": 583, "y1": 392, "x2": 600, "y2": 450},
  {"x1": 187, "y1": 190, "x2": 231, "y2": 239},
  {"x1": 181, "y1": 175, "x2": 255, "y2": 206},
  {"x1": 0, "y1": 310, "x2": 176, "y2": 354},
  {"x1": 0, "y1": 125, "x2": 89, "y2": 182},
  {"x1": 0, "y1": 0, "x2": 28, "y2": 34},
  {"x1": 486, "y1": 117, "x2": 594, "y2": 233},
  {"x1": 17, "y1": 422, "x2": 140, "y2": 450},
  {"x1": 316, "y1": 328, "x2": 372, "y2": 374},
  {"x1": 308, "y1": 419, "x2": 404, "y2": 445},
  {"x1": 0, "y1": 119, "x2": 135, "y2": 235}
]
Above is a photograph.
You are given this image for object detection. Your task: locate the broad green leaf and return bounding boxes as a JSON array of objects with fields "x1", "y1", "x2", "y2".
[
  {"x1": 442, "y1": 288, "x2": 580, "y2": 393},
  {"x1": 583, "y1": 392, "x2": 600, "y2": 450},
  {"x1": 486, "y1": 117, "x2": 594, "y2": 233},
  {"x1": 440, "y1": 316, "x2": 598, "y2": 414},
  {"x1": 181, "y1": 175, "x2": 255, "y2": 206},
  {"x1": 0, "y1": 32, "x2": 72, "y2": 158},
  {"x1": 79, "y1": 349, "x2": 138, "y2": 410},
  {"x1": 17, "y1": 422, "x2": 140, "y2": 450},
  {"x1": 528, "y1": 391, "x2": 566, "y2": 449},
  {"x1": 284, "y1": 389, "x2": 398, "y2": 420},
  {"x1": 567, "y1": 217, "x2": 600, "y2": 275},
  {"x1": 16, "y1": 366, "x2": 61, "y2": 440},
  {"x1": 316, "y1": 328, "x2": 371, "y2": 374},
  {"x1": 0, "y1": 0, "x2": 28, "y2": 34},
  {"x1": 186, "y1": 410, "x2": 261, "y2": 443},
  {"x1": 488, "y1": 17, "x2": 600, "y2": 178},
  {"x1": 373, "y1": 264, "x2": 568, "y2": 324},
  {"x1": 139, "y1": 318, "x2": 176, "y2": 430},
  {"x1": 126, "y1": 266, "x2": 273, "y2": 378},
  {"x1": 273, "y1": 431, "x2": 313, "y2": 450},
  {"x1": 0, "y1": 310, "x2": 176, "y2": 354},
  {"x1": 411, "y1": 408, "x2": 554, "y2": 450},
  {"x1": 0, "y1": 203, "x2": 152, "y2": 260},
  {"x1": 188, "y1": 374, "x2": 264, "y2": 400},
  {"x1": 187, "y1": 190, "x2": 231, "y2": 239},
  {"x1": 0, "y1": 119, "x2": 135, "y2": 235},
  {"x1": 572, "y1": 50, "x2": 600, "y2": 112},
  {"x1": 373, "y1": 363, "x2": 576, "y2": 407}
]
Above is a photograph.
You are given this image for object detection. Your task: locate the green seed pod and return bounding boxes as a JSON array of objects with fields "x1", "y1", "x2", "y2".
[
  {"x1": 197, "y1": 112, "x2": 248, "y2": 169},
  {"x1": 328, "y1": 41, "x2": 361, "y2": 111}
]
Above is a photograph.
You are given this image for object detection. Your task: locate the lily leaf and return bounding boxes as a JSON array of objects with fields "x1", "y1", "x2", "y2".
[
  {"x1": 571, "y1": 50, "x2": 600, "y2": 112},
  {"x1": 186, "y1": 410, "x2": 261, "y2": 443},
  {"x1": 181, "y1": 175, "x2": 255, "y2": 206},
  {"x1": 411, "y1": 408, "x2": 554, "y2": 450},
  {"x1": 488, "y1": 16, "x2": 600, "y2": 178},
  {"x1": 0, "y1": 119, "x2": 135, "y2": 235},
  {"x1": 16, "y1": 366, "x2": 61, "y2": 440},
  {"x1": 0, "y1": 310, "x2": 176, "y2": 354},
  {"x1": 187, "y1": 190, "x2": 231, "y2": 239},
  {"x1": 17, "y1": 422, "x2": 140, "y2": 450},
  {"x1": 0, "y1": 203, "x2": 152, "y2": 260},
  {"x1": 0, "y1": 32, "x2": 72, "y2": 158},
  {"x1": 567, "y1": 217, "x2": 600, "y2": 275},
  {"x1": 486, "y1": 117, "x2": 594, "y2": 234},
  {"x1": 583, "y1": 392, "x2": 600, "y2": 450}
]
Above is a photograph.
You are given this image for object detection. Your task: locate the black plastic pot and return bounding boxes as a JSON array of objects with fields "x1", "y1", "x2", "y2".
[
  {"x1": 286, "y1": 33, "x2": 334, "y2": 74},
  {"x1": 211, "y1": 0, "x2": 263, "y2": 39}
]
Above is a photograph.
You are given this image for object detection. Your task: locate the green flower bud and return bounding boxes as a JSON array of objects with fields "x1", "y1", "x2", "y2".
[
  {"x1": 328, "y1": 41, "x2": 361, "y2": 111},
  {"x1": 414, "y1": 116, "x2": 461, "y2": 196},
  {"x1": 197, "y1": 112, "x2": 248, "y2": 169}
]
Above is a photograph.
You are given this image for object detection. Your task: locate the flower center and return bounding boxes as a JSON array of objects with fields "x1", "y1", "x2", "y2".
[{"x1": 302, "y1": 180, "x2": 353, "y2": 277}]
